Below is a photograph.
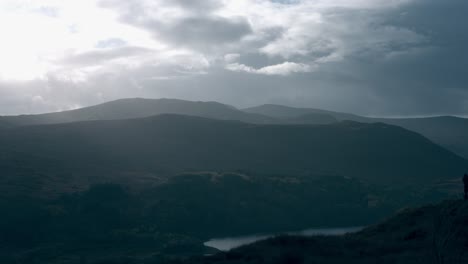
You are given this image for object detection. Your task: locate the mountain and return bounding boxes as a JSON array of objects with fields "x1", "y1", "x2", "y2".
[
  {"x1": 0, "y1": 99, "x2": 347, "y2": 129},
  {"x1": 3, "y1": 98, "x2": 466, "y2": 159},
  {"x1": 0, "y1": 98, "x2": 275, "y2": 127},
  {"x1": 179, "y1": 199, "x2": 468, "y2": 264},
  {"x1": 0, "y1": 114, "x2": 466, "y2": 200},
  {"x1": 2, "y1": 98, "x2": 468, "y2": 159},
  {"x1": 376, "y1": 116, "x2": 468, "y2": 160},
  {"x1": 0, "y1": 112, "x2": 466, "y2": 264},
  {"x1": 243, "y1": 104, "x2": 368, "y2": 122},
  {"x1": 280, "y1": 112, "x2": 338, "y2": 124},
  {"x1": 244, "y1": 104, "x2": 468, "y2": 159}
]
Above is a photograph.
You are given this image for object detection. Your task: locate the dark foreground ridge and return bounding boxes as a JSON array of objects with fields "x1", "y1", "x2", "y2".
[
  {"x1": 0, "y1": 175, "x2": 465, "y2": 264},
  {"x1": 172, "y1": 199, "x2": 468, "y2": 264}
]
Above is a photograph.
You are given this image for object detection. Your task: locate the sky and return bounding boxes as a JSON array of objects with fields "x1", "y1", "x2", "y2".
[{"x1": 0, "y1": 0, "x2": 466, "y2": 116}]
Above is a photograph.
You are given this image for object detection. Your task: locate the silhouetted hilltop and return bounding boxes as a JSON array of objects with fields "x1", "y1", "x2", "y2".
[
  {"x1": 0, "y1": 98, "x2": 275, "y2": 127},
  {"x1": 243, "y1": 104, "x2": 367, "y2": 122},
  {"x1": 376, "y1": 116, "x2": 468, "y2": 159},
  {"x1": 2, "y1": 98, "x2": 468, "y2": 159},
  {"x1": 245, "y1": 104, "x2": 468, "y2": 159}
]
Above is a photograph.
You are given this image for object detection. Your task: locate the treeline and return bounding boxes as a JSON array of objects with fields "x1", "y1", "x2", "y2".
[{"x1": 0, "y1": 173, "x2": 454, "y2": 263}]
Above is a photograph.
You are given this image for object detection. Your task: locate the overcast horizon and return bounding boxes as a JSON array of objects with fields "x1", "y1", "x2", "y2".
[{"x1": 0, "y1": 0, "x2": 467, "y2": 117}]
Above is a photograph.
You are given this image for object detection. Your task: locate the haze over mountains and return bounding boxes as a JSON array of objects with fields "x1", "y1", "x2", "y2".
[
  {"x1": 0, "y1": 98, "x2": 467, "y2": 263},
  {"x1": 2, "y1": 98, "x2": 468, "y2": 160},
  {"x1": 1, "y1": 113, "x2": 465, "y2": 193},
  {"x1": 1, "y1": 0, "x2": 467, "y2": 262},
  {"x1": 0, "y1": 98, "x2": 466, "y2": 206},
  {"x1": 0, "y1": 98, "x2": 274, "y2": 127},
  {"x1": 245, "y1": 104, "x2": 468, "y2": 159}
]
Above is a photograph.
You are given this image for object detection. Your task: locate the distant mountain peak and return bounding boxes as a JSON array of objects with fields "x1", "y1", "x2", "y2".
[{"x1": 0, "y1": 97, "x2": 274, "y2": 127}]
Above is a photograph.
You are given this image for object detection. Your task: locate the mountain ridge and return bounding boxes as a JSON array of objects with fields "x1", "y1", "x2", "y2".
[
  {"x1": 2, "y1": 98, "x2": 467, "y2": 160},
  {"x1": 245, "y1": 103, "x2": 468, "y2": 159},
  {"x1": 0, "y1": 113, "x2": 466, "y2": 200},
  {"x1": 0, "y1": 98, "x2": 276, "y2": 127}
]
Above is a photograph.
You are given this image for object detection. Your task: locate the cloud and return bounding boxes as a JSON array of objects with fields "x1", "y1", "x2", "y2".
[
  {"x1": 96, "y1": 38, "x2": 127, "y2": 49},
  {"x1": 149, "y1": 16, "x2": 252, "y2": 49},
  {"x1": 169, "y1": 0, "x2": 222, "y2": 12},
  {"x1": 226, "y1": 62, "x2": 314, "y2": 76},
  {"x1": 0, "y1": 0, "x2": 467, "y2": 117},
  {"x1": 60, "y1": 46, "x2": 152, "y2": 66},
  {"x1": 34, "y1": 6, "x2": 60, "y2": 17},
  {"x1": 99, "y1": 0, "x2": 253, "y2": 52}
]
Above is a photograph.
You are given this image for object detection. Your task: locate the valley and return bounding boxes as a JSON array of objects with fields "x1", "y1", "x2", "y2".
[{"x1": 0, "y1": 99, "x2": 466, "y2": 264}]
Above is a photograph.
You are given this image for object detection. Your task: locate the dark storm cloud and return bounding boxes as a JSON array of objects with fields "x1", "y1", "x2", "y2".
[
  {"x1": 331, "y1": 0, "x2": 468, "y2": 115},
  {"x1": 145, "y1": 16, "x2": 252, "y2": 49},
  {"x1": 99, "y1": 0, "x2": 252, "y2": 51}
]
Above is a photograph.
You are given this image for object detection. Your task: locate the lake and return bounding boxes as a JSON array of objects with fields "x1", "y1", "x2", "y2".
[{"x1": 204, "y1": 226, "x2": 364, "y2": 251}]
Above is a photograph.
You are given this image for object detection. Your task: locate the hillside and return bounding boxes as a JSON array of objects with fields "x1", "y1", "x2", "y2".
[
  {"x1": 0, "y1": 114, "x2": 466, "y2": 264},
  {"x1": 243, "y1": 104, "x2": 367, "y2": 122},
  {"x1": 0, "y1": 172, "x2": 462, "y2": 264},
  {"x1": 244, "y1": 104, "x2": 468, "y2": 159},
  {"x1": 2, "y1": 98, "x2": 467, "y2": 160},
  {"x1": 176, "y1": 199, "x2": 468, "y2": 264},
  {"x1": 377, "y1": 116, "x2": 468, "y2": 160},
  {"x1": 0, "y1": 114, "x2": 466, "y2": 199},
  {"x1": 0, "y1": 99, "x2": 341, "y2": 127},
  {"x1": 0, "y1": 98, "x2": 275, "y2": 127}
]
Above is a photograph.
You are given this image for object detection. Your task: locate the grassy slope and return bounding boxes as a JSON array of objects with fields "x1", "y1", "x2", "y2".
[
  {"x1": 0, "y1": 115, "x2": 466, "y2": 201},
  {"x1": 0, "y1": 98, "x2": 275, "y2": 127},
  {"x1": 244, "y1": 104, "x2": 468, "y2": 160},
  {"x1": 2, "y1": 98, "x2": 468, "y2": 160},
  {"x1": 377, "y1": 116, "x2": 468, "y2": 159}
]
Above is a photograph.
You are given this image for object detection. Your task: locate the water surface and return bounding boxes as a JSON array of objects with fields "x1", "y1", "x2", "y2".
[{"x1": 204, "y1": 226, "x2": 364, "y2": 251}]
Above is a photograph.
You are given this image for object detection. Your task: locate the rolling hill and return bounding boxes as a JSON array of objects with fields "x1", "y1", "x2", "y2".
[
  {"x1": 245, "y1": 104, "x2": 468, "y2": 159},
  {"x1": 0, "y1": 108, "x2": 466, "y2": 264},
  {"x1": 0, "y1": 114, "x2": 466, "y2": 199},
  {"x1": 377, "y1": 116, "x2": 468, "y2": 159},
  {"x1": 243, "y1": 104, "x2": 368, "y2": 122},
  {"x1": 2, "y1": 98, "x2": 466, "y2": 160},
  {"x1": 0, "y1": 98, "x2": 275, "y2": 127}
]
